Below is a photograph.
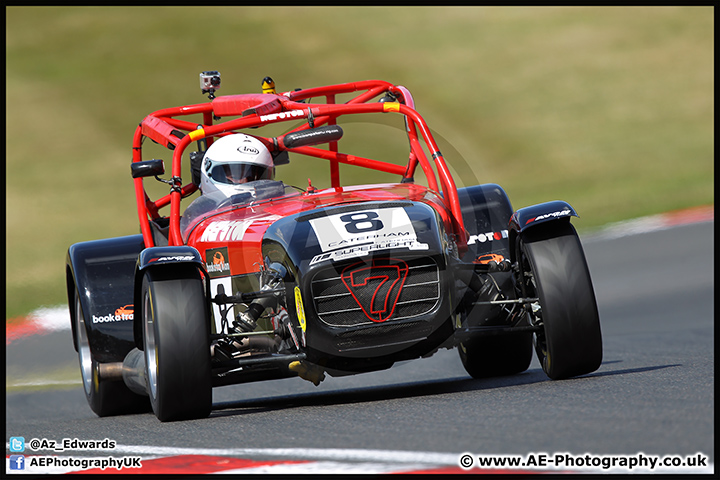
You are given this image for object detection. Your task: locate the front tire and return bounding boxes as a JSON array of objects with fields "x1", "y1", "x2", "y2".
[
  {"x1": 141, "y1": 266, "x2": 212, "y2": 421},
  {"x1": 516, "y1": 222, "x2": 602, "y2": 379},
  {"x1": 73, "y1": 289, "x2": 150, "y2": 416}
]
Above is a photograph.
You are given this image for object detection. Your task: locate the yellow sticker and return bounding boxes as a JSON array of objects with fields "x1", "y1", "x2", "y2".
[
  {"x1": 382, "y1": 102, "x2": 400, "y2": 113},
  {"x1": 188, "y1": 129, "x2": 206, "y2": 141},
  {"x1": 294, "y1": 286, "x2": 306, "y2": 332}
]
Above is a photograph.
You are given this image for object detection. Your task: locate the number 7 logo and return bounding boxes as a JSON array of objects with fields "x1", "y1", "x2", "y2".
[{"x1": 341, "y1": 258, "x2": 409, "y2": 322}]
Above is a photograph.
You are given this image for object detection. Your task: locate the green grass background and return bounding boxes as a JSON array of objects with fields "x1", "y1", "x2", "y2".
[{"x1": 5, "y1": 6, "x2": 713, "y2": 319}]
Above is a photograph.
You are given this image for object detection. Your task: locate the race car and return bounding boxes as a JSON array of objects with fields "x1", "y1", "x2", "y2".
[{"x1": 66, "y1": 73, "x2": 602, "y2": 421}]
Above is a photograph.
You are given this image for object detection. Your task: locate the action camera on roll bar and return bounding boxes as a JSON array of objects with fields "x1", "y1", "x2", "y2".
[{"x1": 200, "y1": 71, "x2": 221, "y2": 98}]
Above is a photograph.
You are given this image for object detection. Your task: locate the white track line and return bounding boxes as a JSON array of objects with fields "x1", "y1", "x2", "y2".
[{"x1": 108, "y1": 445, "x2": 461, "y2": 465}]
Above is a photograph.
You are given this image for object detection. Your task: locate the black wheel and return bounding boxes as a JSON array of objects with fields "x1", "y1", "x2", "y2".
[
  {"x1": 459, "y1": 332, "x2": 533, "y2": 378},
  {"x1": 516, "y1": 222, "x2": 602, "y2": 380},
  {"x1": 141, "y1": 266, "x2": 212, "y2": 421},
  {"x1": 73, "y1": 289, "x2": 150, "y2": 416}
]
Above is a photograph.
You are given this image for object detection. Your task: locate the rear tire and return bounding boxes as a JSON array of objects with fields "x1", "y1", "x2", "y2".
[
  {"x1": 141, "y1": 266, "x2": 212, "y2": 421},
  {"x1": 456, "y1": 185, "x2": 530, "y2": 378},
  {"x1": 517, "y1": 222, "x2": 602, "y2": 379},
  {"x1": 73, "y1": 289, "x2": 150, "y2": 416},
  {"x1": 459, "y1": 332, "x2": 533, "y2": 378}
]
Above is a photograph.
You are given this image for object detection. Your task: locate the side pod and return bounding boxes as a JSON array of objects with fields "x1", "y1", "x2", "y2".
[
  {"x1": 456, "y1": 183, "x2": 514, "y2": 262},
  {"x1": 66, "y1": 235, "x2": 145, "y2": 361},
  {"x1": 132, "y1": 245, "x2": 208, "y2": 348}
]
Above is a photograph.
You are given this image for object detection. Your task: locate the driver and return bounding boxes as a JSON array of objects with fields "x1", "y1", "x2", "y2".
[
  {"x1": 181, "y1": 133, "x2": 280, "y2": 239},
  {"x1": 199, "y1": 133, "x2": 275, "y2": 197}
]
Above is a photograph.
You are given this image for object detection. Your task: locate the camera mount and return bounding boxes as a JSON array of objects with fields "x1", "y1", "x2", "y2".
[{"x1": 200, "y1": 71, "x2": 221, "y2": 99}]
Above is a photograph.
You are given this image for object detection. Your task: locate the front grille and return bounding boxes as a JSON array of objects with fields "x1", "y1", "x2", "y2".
[{"x1": 311, "y1": 257, "x2": 440, "y2": 327}]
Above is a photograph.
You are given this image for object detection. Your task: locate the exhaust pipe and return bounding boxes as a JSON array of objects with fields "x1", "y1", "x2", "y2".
[
  {"x1": 96, "y1": 362, "x2": 123, "y2": 381},
  {"x1": 95, "y1": 349, "x2": 148, "y2": 396},
  {"x1": 121, "y1": 348, "x2": 148, "y2": 396}
]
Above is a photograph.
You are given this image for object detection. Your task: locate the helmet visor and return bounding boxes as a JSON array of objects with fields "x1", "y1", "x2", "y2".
[{"x1": 210, "y1": 163, "x2": 272, "y2": 184}]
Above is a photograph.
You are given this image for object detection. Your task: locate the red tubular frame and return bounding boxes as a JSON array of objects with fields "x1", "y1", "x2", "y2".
[{"x1": 131, "y1": 80, "x2": 467, "y2": 252}]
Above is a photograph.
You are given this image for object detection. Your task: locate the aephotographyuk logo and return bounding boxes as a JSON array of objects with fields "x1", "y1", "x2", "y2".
[{"x1": 9, "y1": 455, "x2": 25, "y2": 470}]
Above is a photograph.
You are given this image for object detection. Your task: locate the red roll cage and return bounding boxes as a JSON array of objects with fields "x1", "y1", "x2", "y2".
[{"x1": 131, "y1": 80, "x2": 466, "y2": 252}]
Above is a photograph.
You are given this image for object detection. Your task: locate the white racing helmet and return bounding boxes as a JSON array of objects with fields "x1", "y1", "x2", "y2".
[{"x1": 200, "y1": 134, "x2": 274, "y2": 198}]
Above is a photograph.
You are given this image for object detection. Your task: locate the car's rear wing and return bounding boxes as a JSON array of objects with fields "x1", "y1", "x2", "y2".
[{"x1": 131, "y1": 79, "x2": 466, "y2": 252}]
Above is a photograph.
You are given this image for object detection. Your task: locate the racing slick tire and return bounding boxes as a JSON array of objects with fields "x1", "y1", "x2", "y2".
[
  {"x1": 141, "y1": 266, "x2": 212, "y2": 421},
  {"x1": 459, "y1": 332, "x2": 533, "y2": 378},
  {"x1": 516, "y1": 222, "x2": 602, "y2": 380},
  {"x1": 73, "y1": 289, "x2": 150, "y2": 417}
]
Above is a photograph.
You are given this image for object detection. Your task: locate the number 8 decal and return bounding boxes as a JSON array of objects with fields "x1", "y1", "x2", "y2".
[
  {"x1": 309, "y1": 207, "x2": 417, "y2": 254},
  {"x1": 339, "y1": 212, "x2": 384, "y2": 234}
]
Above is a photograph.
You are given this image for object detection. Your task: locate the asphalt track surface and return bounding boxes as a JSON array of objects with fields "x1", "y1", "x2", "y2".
[{"x1": 5, "y1": 219, "x2": 714, "y2": 474}]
